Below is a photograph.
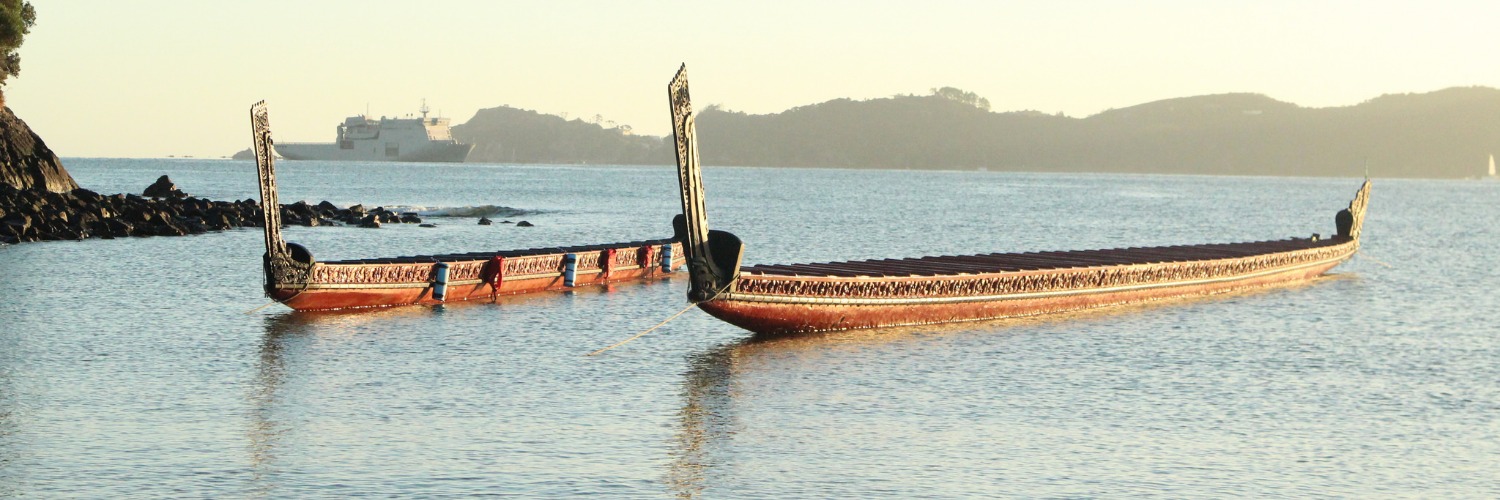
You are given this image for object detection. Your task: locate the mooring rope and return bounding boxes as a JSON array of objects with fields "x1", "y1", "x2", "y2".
[
  {"x1": 585, "y1": 301, "x2": 701, "y2": 357},
  {"x1": 1357, "y1": 252, "x2": 1395, "y2": 269},
  {"x1": 586, "y1": 280, "x2": 733, "y2": 357},
  {"x1": 241, "y1": 284, "x2": 308, "y2": 315},
  {"x1": 242, "y1": 300, "x2": 282, "y2": 315}
]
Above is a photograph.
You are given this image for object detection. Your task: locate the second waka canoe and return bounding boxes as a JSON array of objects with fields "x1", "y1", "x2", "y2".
[
  {"x1": 663, "y1": 65, "x2": 1369, "y2": 336},
  {"x1": 249, "y1": 101, "x2": 684, "y2": 312}
]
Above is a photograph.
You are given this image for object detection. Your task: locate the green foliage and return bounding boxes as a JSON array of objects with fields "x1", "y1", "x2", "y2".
[
  {"x1": 0, "y1": 0, "x2": 35, "y2": 86},
  {"x1": 930, "y1": 87, "x2": 991, "y2": 111}
]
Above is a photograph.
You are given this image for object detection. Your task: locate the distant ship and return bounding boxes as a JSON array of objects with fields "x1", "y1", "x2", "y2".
[{"x1": 274, "y1": 101, "x2": 473, "y2": 162}]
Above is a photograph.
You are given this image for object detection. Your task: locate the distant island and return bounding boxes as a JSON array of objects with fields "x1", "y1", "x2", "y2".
[
  {"x1": 251, "y1": 86, "x2": 1500, "y2": 179},
  {"x1": 693, "y1": 86, "x2": 1500, "y2": 179}
]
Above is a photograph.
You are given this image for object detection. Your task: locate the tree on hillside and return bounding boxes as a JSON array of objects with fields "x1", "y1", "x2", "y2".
[
  {"x1": 0, "y1": 0, "x2": 35, "y2": 101},
  {"x1": 931, "y1": 87, "x2": 991, "y2": 111}
]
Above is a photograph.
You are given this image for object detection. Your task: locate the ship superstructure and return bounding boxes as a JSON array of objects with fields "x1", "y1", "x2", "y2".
[{"x1": 275, "y1": 101, "x2": 473, "y2": 162}]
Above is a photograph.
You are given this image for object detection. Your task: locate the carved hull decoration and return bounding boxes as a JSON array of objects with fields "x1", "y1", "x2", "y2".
[
  {"x1": 265, "y1": 241, "x2": 684, "y2": 311},
  {"x1": 249, "y1": 102, "x2": 684, "y2": 312},
  {"x1": 665, "y1": 66, "x2": 1371, "y2": 336}
]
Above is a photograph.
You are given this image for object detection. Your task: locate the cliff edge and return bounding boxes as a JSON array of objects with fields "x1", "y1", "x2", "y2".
[{"x1": 0, "y1": 106, "x2": 77, "y2": 192}]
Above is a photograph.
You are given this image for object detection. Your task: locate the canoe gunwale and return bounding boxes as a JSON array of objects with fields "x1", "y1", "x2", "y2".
[
  {"x1": 266, "y1": 243, "x2": 686, "y2": 311},
  {"x1": 717, "y1": 240, "x2": 1354, "y2": 307}
]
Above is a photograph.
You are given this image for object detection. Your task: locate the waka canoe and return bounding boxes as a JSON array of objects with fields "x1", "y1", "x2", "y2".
[
  {"x1": 663, "y1": 65, "x2": 1369, "y2": 335},
  {"x1": 249, "y1": 101, "x2": 684, "y2": 311}
]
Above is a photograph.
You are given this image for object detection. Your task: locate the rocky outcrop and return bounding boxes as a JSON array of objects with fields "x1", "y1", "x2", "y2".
[
  {"x1": 0, "y1": 106, "x2": 77, "y2": 193},
  {"x1": 0, "y1": 179, "x2": 428, "y2": 244},
  {"x1": 1, "y1": 183, "x2": 260, "y2": 242},
  {"x1": 142, "y1": 175, "x2": 186, "y2": 198}
]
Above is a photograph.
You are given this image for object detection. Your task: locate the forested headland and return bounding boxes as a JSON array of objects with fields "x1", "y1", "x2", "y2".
[{"x1": 456, "y1": 86, "x2": 1500, "y2": 179}]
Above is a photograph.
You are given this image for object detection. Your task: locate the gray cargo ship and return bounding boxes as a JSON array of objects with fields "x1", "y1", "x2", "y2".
[{"x1": 275, "y1": 102, "x2": 473, "y2": 162}]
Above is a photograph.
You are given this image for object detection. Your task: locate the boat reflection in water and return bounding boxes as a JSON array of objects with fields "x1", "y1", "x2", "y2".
[
  {"x1": 248, "y1": 314, "x2": 307, "y2": 495},
  {"x1": 664, "y1": 276, "x2": 1353, "y2": 497},
  {"x1": 247, "y1": 307, "x2": 447, "y2": 494},
  {"x1": 667, "y1": 329, "x2": 964, "y2": 498}
]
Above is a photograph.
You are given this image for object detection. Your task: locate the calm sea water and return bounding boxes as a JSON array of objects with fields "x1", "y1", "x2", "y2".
[{"x1": 1, "y1": 158, "x2": 1496, "y2": 497}]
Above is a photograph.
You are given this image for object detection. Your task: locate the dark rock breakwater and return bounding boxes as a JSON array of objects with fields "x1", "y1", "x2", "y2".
[{"x1": 0, "y1": 177, "x2": 428, "y2": 244}]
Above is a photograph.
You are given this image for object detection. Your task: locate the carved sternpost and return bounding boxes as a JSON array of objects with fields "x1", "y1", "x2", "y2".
[
  {"x1": 1346, "y1": 179, "x2": 1371, "y2": 241},
  {"x1": 251, "y1": 101, "x2": 285, "y2": 258},
  {"x1": 669, "y1": 65, "x2": 726, "y2": 300},
  {"x1": 250, "y1": 101, "x2": 312, "y2": 294},
  {"x1": 670, "y1": 66, "x2": 711, "y2": 258}
]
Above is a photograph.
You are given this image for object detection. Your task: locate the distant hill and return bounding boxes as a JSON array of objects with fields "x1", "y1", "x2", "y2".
[
  {"x1": 407, "y1": 87, "x2": 1500, "y2": 178},
  {"x1": 690, "y1": 86, "x2": 1500, "y2": 178},
  {"x1": 451, "y1": 106, "x2": 669, "y2": 165}
]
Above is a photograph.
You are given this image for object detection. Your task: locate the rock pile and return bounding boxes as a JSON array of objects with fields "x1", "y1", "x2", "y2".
[
  {"x1": 141, "y1": 175, "x2": 185, "y2": 198},
  {"x1": 0, "y1": 176, "x2": 428, "y2": 244}
]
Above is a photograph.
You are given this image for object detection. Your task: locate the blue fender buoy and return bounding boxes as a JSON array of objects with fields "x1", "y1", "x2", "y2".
[
  {"x1": 433, "y1": 262, "x2": 450, "y2": 301},
  {"x1": 563, "y1": 253, "x2": 578, "y2": 287},
  {"x1": 660, "y1": 244, "x2": 673, "y2": 273}
]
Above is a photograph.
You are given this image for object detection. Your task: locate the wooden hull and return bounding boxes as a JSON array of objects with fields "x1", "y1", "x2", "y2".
[
  {"x1": 269, "y1": 241, "x2": 684, "y2": 311},
  {"x1": 697, "y1": 240, "x2": 1355, "y2": 335},
  {"x1": 657, "y1": 68, "x2": 1373, "y2": 339}
]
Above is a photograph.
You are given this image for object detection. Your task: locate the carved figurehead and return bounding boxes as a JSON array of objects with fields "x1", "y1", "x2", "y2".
[
  {"x1": 1335, "y1": 178, "x2": 1372, "y2": 241},
  {"x1": 250, "y1": 101, "x2": 315, "y2": 298},
  {"x1": 668, "y1": 65, "x2": 744, "y2": 303}
]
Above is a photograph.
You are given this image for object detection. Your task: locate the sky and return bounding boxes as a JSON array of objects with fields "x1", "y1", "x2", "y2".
[{"x1": 7, "y1": 1, "x2": 1499, "y2": 158}]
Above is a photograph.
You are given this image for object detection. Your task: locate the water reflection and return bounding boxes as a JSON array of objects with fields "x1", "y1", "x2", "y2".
[
  {"x1": 668, "y1": 343, "x2": 735, "y2": 498},
  {"x1": 665, "y1": 278, "x2": 1357, "y2": 497},
  {"x1": 667, "y1": 332, "x2": 939, "y2": 498},
  {"x1": 247, "y1": 310, "x2": 447, "y2": 496},
  {"x1": 247, "y1": 314, "x2": 308, "y2": 496},
  {"x1": 0, "y1": 362, "x2": 18, "y2": 498}
]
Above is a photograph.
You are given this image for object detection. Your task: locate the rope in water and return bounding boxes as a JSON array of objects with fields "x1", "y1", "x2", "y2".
[
  {"x1": 586, "y1": 280, "x2": 734, "y2": 357},
  {"x1": 241, "y1": 286, "x2": 307, "y2": 314},
  {"x1": 242, "y1": 300, "x2": 282, "y2": 315},
  {"x1": 1357, "y1": 252, "x2": 1395, "y2": 269},
  {"x1": 585, "y1": 301, "x2": 701, "y2": 357}
]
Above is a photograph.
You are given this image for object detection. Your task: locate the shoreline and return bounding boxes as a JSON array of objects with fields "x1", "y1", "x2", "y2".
[{"x1": 0, "y1": 177, "x2": 432, "y2": 245}]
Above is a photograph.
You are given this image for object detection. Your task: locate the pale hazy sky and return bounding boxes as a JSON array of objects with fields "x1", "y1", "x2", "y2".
[{"x1": 7, "y1": 1, "x2": 1498, "y2": 158}]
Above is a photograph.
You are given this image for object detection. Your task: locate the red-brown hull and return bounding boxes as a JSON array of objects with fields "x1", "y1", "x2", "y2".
[
  {"x1": 272, "y1": 263, "x2": 678, "y2": 311},
  {"x1": 698, "y1": 243, "x2": 1354, "y2": 335},
  {"x1": 268, "y1": 242, "x2": 684, "y2": 311}
]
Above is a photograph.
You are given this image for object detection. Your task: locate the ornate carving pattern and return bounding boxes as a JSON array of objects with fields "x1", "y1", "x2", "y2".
[
  {"x1": 286, "y1": 243, "x2": 680, "y2": 286},
  {"x1": 668, "y1": 65, "x2": 724, "y2": 299},
  {"x1": 576, "y1": 251, "x2": 601, "y2": 271},
  {"x1": 449, "y1": 261, "x2": 485, "y2": 281},
  {"x1": 267, "y1": 254, "x2": 313, "y2": 288},
  {"x1": 305, "y1": 260, "x2": 488, "y2": 286},
  {"x1": 1346, "y1": 179, "x2": 1371, "y2": 240},
  {"x1": 251, "y1": 101, "x2": 314, "y2": 290},
  {"x1": 506, "y1": 255, "x2": 565, "y2": 277},
  {"x1": 669, "y1": 65, "x2": 706, "y2": 252},
  {"x1": 250, "y1": 101, "x2": 283, "y2": 258},
  {"x1": 734, "y1": 244, "x2": 1351, "y2": 299},
  {"x1": 311, "y1": 262, "x2": 432, "y2": 284}
]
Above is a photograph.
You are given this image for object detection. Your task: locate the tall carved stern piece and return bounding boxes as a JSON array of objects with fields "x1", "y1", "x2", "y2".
[
  {"x1": 668, "y1": 65, "x2": 743, "y2": 303},
  {"x1": 1335, "y1": 178, "x2": 1372, "y2": 242},
  {"x1": 250, "y1": 101, "x2": 314, "y2": 298}
]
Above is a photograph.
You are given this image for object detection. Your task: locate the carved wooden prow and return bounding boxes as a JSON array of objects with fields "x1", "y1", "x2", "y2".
[
  {"x1": 1335, "y1": 178, "x2": 1372, "y2": 242},
  {"x1": 250, "y1": 101, "x2": 313, "y2": 297},
  {"x1": 668, "y1": 65, "x2": 743, "y2": 302}
]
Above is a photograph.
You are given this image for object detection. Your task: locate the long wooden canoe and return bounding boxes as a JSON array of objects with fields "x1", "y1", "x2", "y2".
[
  {"x1": 664, "y1": 65, "x2": 1369, "y2": 335},
  {"x1": 250, "y1": 101, "x2": 683, "y2": 311}
]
